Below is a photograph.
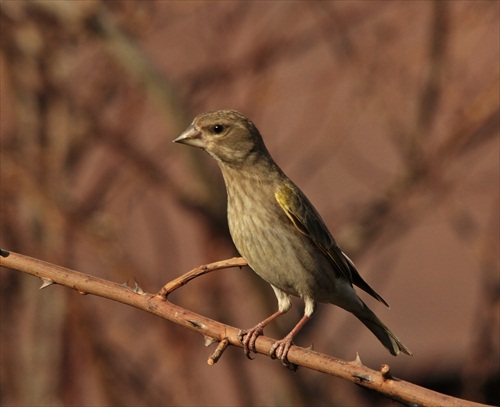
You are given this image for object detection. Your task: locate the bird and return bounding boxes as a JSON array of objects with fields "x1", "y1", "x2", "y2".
[{"x1": 174, "y1": 109, "x2": 412, "y2": 366}]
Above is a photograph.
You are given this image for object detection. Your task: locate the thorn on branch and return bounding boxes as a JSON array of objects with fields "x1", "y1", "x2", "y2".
[
  {"x1": 39, "y1": 278, "x2": 55, "y2": 289},
  {"x1": 354, "y1": 352, "x2": 364, "y2": 366},
  {"x1": 204, "y1": 336, "x2": 217, "y2": 347},
  {"x1": 207, "y1": 338, "x2": 229, "y2": 365},
  {"x1": 133, "y1": 282, "x2": 147, "y2": 295},
  {"x1": 119, "y1": 280, "x2": 148, "y2": 295}
]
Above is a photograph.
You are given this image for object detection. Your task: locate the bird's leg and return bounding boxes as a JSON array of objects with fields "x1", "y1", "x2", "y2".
[
  {"x1": 272, "y1": 297, "x2": 316, "y2": 368},
  {"x1": 238, "y1": 286, "x2": 292, "y2": 359},
  {"x1": 237, "y1": 310, "x2": 285, "y2": 359},
  {"x1": 270, "y1": 314, "x2": 310, "y2": 367}
]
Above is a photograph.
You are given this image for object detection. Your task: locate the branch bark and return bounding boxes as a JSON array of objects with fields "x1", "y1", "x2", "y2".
[{"x1": 0, "y1": 249, "x2": 491, "y2": 407}]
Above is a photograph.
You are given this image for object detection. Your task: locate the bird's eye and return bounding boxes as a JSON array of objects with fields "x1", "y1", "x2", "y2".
[{"x1": 213, "y1": 124, "x2": 224, "y2": 134}]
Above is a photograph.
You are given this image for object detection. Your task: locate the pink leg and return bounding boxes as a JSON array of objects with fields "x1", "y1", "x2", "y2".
[
  {"x1": 237, "y1": 310, "x2": 286, "y2": 359},
  {"x1": 271, "y1": 314, "x2": 310, "y2": 367}
]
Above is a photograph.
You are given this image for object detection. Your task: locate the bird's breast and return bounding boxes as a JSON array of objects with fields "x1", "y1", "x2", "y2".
[{"x1": 225, "y1": 182, "x2": 335, "y2": 299}]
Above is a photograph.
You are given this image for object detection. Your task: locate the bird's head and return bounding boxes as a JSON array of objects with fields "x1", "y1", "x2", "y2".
[{"x1": 174, "y1": 110, "x2": 269, "y2": 167}]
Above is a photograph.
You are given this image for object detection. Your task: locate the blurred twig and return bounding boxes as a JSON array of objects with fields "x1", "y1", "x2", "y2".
[{"x1": 0, "y1": 249, "x2": 492, "y2": 407}]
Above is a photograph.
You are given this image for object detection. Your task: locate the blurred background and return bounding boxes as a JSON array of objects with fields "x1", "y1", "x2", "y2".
[{"x1": 1, "y1": 1, "x2": 498, "y2": 406}]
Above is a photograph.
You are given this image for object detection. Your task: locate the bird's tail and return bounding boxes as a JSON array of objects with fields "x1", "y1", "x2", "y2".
[{"x1": 354, "y1": 301, "x2": 413, "y2": 356}]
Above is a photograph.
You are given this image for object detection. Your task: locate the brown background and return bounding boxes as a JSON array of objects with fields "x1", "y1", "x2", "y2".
[{"x1": 1, "y1": 1, "x2": 498, "y2": 406}]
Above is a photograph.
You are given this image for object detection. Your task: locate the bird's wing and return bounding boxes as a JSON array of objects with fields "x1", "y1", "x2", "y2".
[
  {"x1": 343, "y1": 252, "x2": 389, "y2": 307},
  {"x1": 275, "y1": 182, "x2": 353, "y2": 283},
  {"x1": 275, "y1": 182, "x2": 389, "y2": 306}
]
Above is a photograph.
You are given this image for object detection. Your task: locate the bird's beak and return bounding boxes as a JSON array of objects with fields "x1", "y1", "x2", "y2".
[{"x1": 173, "y1": 124, "x2": 205, "y2": 148}]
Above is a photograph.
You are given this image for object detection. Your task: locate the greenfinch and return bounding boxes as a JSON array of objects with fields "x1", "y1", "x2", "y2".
[{"x1": 174, "y1": 110, "x2": 412, "y2": 365}]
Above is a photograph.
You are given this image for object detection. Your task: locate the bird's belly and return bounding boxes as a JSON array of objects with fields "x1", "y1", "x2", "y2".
[{"x1": 229, "y1": 212, "x2": 336, "y2": 300}]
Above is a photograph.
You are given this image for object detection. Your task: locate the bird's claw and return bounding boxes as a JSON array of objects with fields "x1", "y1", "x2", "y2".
[
  {"x1": 270, "y1": 338, "x2": 298, "y2": 371},
  {"x1": 239, "y1": 326, "x2": 298, "y2": 370},
  {"x1": 238, "y1": 326, "x2": 264, "y2": 360}
]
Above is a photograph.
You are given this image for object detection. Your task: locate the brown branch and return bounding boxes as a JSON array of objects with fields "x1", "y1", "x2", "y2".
[
  {"x1": 0, "y1": 249, "x2": 491, "y2": 407},
  {"x1": 158, "y1": 257, "x2": 248, "y2": 297}
]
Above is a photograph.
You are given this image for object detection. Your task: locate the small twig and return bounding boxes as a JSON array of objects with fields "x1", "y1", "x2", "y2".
[
  {"x1": 381, "y1": 364, "x2": 393, "y2": 381},
  {"x1": 159, "y1": 257, "x2": 247, "y2": 297},
  {"x1": 208, "y1": 338, "x2": 230, "y2": 365}
]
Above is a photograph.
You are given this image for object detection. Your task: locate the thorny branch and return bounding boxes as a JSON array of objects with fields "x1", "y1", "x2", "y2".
[{"x1": 0, "y1": 249, "x2": 491, "y2": 407}]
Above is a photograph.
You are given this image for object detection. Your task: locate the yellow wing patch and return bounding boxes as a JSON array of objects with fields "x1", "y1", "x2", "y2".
[{"x1": 275, "y1": 183, "x2": 352, "y2": 282}]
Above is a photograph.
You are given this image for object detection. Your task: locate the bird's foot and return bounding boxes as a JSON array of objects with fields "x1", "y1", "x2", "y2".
[
  {"x1": 237, "y1": 324, "x2": 265, "y2": 360},
  {"x1": 270, "y1": 336, "x2": 298, "y2": 371}
]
